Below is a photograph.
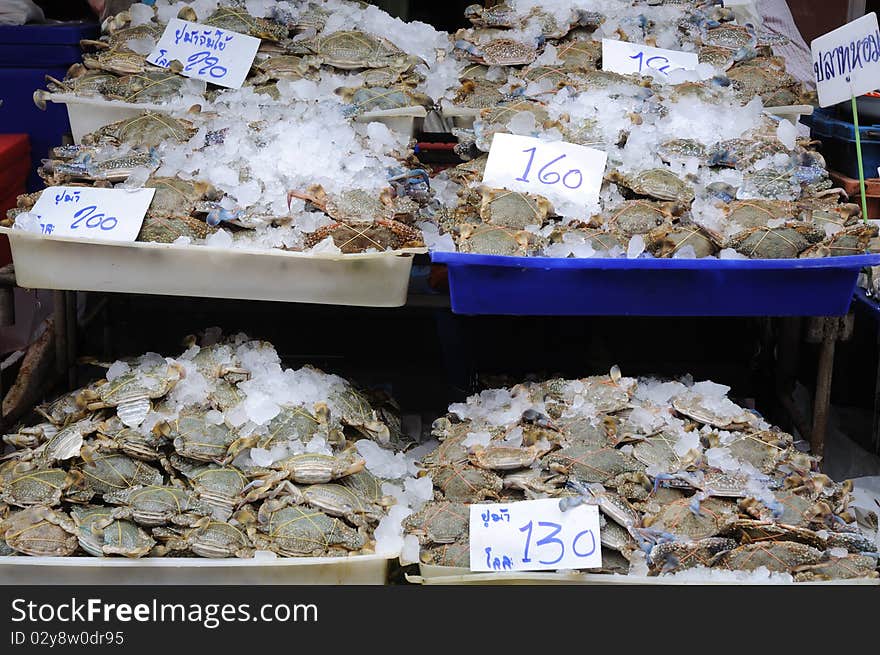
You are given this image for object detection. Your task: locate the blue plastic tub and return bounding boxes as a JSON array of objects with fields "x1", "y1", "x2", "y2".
[
  {"x1": 806, "y1": 107, "x2": 880, "y2": 181},
  {"x1": 431, "y1": 252, "x2": 880, "y2": 317},
  {"x1": 0, "y1": 21, "x2": 99, "y2": 191}
]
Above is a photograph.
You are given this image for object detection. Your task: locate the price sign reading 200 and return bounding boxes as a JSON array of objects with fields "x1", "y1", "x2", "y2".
[{"x1": 515, "y1": 147, "x2": 584, "y2": 190}]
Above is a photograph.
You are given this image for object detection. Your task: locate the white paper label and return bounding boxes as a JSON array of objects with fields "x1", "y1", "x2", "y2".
[
  {"x1": 811, "y1": 12, "x2": 880, "y2": 108},
  {"x1": 30, "y1": 187, "x2": 155, "y2": 242},
  {"x1": 482, "y1": 133, "x2": 607, "y2": 211},
  {"x1": 147, "y1": 18, "x2": 260, "y2": 89},
  {"x1": 602, "y1": 38, "x2": 699, "y2": 80},
  {"x1": 469, "y1": 499, "x2": 602, "y2": 572}
]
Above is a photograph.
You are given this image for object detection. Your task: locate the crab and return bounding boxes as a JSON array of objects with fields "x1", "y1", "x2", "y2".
[
  {"x1": 227, "y1": 405, "x2": 327, "y2": 460},
  {"x1": 35, "y1": 70, "x2": 117, "y2": 107},
  {"x1": 642, "y1": 496, "x2": 739, "y2": 541},
  {"x1": 93, "y1": 418, "x2": 169, "y2": 462},
  {"x1": 648, "y1": 537, "x2": 738, "y2": 575},
  {"x1": 672, "y1": 392, "x2": 757, "y2": 430},
  {"x1": 138, "y1": 215, "x2": 215, "y2": 244},
  {"x1": 727, "y1": 225, "x2": 817, "y2": 259},
  {"x1": 457, "y1": 224, "x2": 537, "y2": 256},
  {"x1": 711, "y1": 540, "x2": 824, "y2": 573},
  {"x1": 80, "y1": 22, "x2": 165, "y2": 53},
  {"x1": 35, "y1": 417, "x2": 97, "y2": 463},
  {"x1": 702, "y1": 24, "x2": 756, "y2": 51},
  {"x1": 722, "y1": 518, "x2": 828, "y2": 550},
  {"x1": 85, "y1": 113, "x2": 197, "y2": 148},
  {"x1": 546, "y1": 444, "x2": 645, "y2": 484},
  {"x1": 431, "y1": 463, "x2": 503, "y2": 502},
  {"x1": 554, "y1": 37, "x2": 602, "y2": 71},
  {"x1": 39, "y1": 150, "x2": 161, "y2": 186},
  {"x1": 451, "y1": 78, "x2": 507, "y2": 109},
  {"x1": 464, "y1": 3, "x2": 521, "y2": 29},
  {"x1": 421, "y1": 423, "x2": 471, "y2": 468},
  {"x1": 305, "y1": 220, "x2": 424, "y2": 253},
  {"x1": 289, "y1": 185, "x2": 416, "y2": 225},
  {"x1": 296, "y1": 30, "x2": 421, "y2": 72},
  {"x1": 502, "y1": 469, "x2": 565, "y2": 498},
  {"x1": 72, "y1": 451, "x2": 164, "y2": 499},
  {"x1": 241, "y1": 451, "x2": 366, "y2": 503},
  {"x1": 249, "y1": 54, "x2": 317, "y2": 84},
  {"x1": 103, "y1": 485, "x2": 211, "y2": 527},
  {"x1": 324, "y1": 382, "x2": 394, "y2": 445},
  {"x1": 793, "y1": 554, "x2": 879, "y2": 582},
  {"x1": 154, "y1": 520, "x2": 253, "y2": 559},
  {"x1": 631, "y1": 435, "x2": 688, "y2": 474},
  {"x1": 159, "y1": 411, "x2": 237, "y2": 463},
  {"x1": 455, "y1": 37, "x2": 538, "y2": 67},
  {"x1": 801, "y1": 224, "x2": 879, "y2": 258},
  {"x1": 562, "y1": 481, "x2": 642, "y2": 530},
  {"x1": 76, "y1": 361, "x2": 184, "y2": 428},
  {"x1": 290, "y1": 482, "x2": 389, "y2": 527},
  {"x1": 1, "y1": 506, "x2": 79, "y2": 557},
  {"x1": 649, "y1": 223, "x2": 720, "y2": 257},
  {"x1": 721, "y1": 200, "x2": 799, "y2": 231},
  {"x1": 698, "y1": 46, "x2": 736, "y2": 69},
  {"x1": 711, "y1": 431, "x2": 787, "y2": 474},
  {"x1": 2, "y1": 423, "x2": 57, "y2": 450},
  {"x1": 604, "y1": 200, "x2": 678, "y2": 237},
  {"x1": 468, "y1": 442, "x2": 554, "y2": 471},
  {"x1": 102, "y1": 70, "x2": 191, "y2": 104},
  {"x1": 168, "y1": 457, "x2": 248, "y2": 521},
  {"x1": 0, "y1": 468, "x2": 83, "y2": 507},
  {"x1": 82, "y1": 49, "x2": 150, "y2": 75},
  {"x1": 657, "y1": 139, "x2": 709, "y2": 164},
  {"x1": 420, "y1": 540, "x2": 470, "y2": 568},
  {"x1": 607, "y1": 169, "x2": 695, "y2": 204},
  {"x1": 70, "y1": 505, "x2": 155, "y2": 558},
  {"x1": 479, "y1": 188, "x2": 554, "y2": 230},
  {"x1": 36, "y1": 387, "x2": 96, "y2": 427},
  {"x1": 178, "y1": 5, "x2": 289, "y2": 42},
  {"x1": 247, "y1": 497, "x2": 366, "y2": 557},
  {"x1": 597, "y1": 515, "x2": 639, "y2": 559},
  {"x1": 337, "y1": 85, "x2": 433, "y2": 115}
]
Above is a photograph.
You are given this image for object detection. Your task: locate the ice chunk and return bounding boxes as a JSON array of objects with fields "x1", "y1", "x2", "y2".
[
  {"x1": 404, "y1": 476, "x2": 434, "y2": 511},
  {"x1": 106, "y1": 360, "x2": 131, "y2": 382},
  {"x1": 242, "y1": 390, "x2": 280, "y2": 426},
  {"x1": 626, "y1": 234, "x2": 646, "y2": 259},
  {"x1": 400, "y1": 534, "x2": 422, "y2": 565},
  {"x1": 719, "y1": 248, "x2": 748, "y2": 260},
  {"x1": 356, "y1": 439, "x2": 410, "y2": 479},
  {"x1": 128, "y1": 3, "x2": 155, "y2": 27},
  {"x1": 205, "y1": 229, "x2": 234, "y2": 249},
  {"x1": 674, "y1": 431, "x2": 702, "y2": 457},
  {"x1": 463, "y1": 431, "x2": 493, "y2": 448},
  {"x1": 776, "y1": 119, "x2": 798, "y2": 150}
]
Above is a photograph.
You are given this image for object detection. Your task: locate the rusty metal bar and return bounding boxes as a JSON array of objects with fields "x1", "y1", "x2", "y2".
[{"x1": 811, "y1": 318, "x2": 838, "y2": 460}]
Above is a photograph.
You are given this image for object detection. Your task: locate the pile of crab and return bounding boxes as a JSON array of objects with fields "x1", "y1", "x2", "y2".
[
  {"x1": 0, "y1": 332, "x2": 416, "y2": 559},
  {"x1": 405, "y1": 371, "x2": 880, "y2": 581},
  {"x1": 10, "y1": 0, "x2": 453, "y2": 253},
  {"x1": 431, "y1": 1, "x2": 878, "y2": 260},
  {"x1": 36, "y1": 0, "x2": 442, "y2": 115}
]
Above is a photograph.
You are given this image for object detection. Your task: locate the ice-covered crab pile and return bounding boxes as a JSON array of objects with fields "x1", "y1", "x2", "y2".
[
  {"x1": 10, "y1": 0, "x2": 454, "y2": 254},
  {"x1": 406, "y1": 371, "x2": 880, "y2": 581},
  {"x1": 430, "y1": 0, "x2": 878, "y2": 260},
  {"x1": 0, "y1": 331, "x2": 431, "y2": 559}
]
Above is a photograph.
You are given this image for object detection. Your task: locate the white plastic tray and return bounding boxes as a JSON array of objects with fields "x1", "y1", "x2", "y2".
[
  {"x1": 44, "y1": 94, "x2": 427, "y2": 143},
  {"x1": 0, "y1": 554, "x2": 393, "y2": 585},
  {"x1": 410, "y1": 563, "x2": 880, "y2": 585},
  {"x1": 2, "y1": 228, "x2": 423, "y2": 307}
]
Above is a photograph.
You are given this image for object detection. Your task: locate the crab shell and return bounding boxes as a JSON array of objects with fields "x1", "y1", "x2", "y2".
[
  {"x1": 457, "y1": 224, "x2": 535, "y2": 256},
  {"x1": 711, "y1": 540, "x2": 824, "y2": 573},
  {"x1": 1, "y1": 506, "x2": 79, "y2": 557},
  {"x1": 458, "y1": 37, "x2": 538, "y2": 67},
  {"x1": 480, "y1": 188, "x2": 554, "y2": 229},
  {"x1": 305, "y1": 219, "x2": 423, "y2": 254}
]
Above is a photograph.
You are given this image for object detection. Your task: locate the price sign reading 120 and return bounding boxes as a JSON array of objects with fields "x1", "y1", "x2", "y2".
[
  {"x1": 482, "y1": 133, "x2": 608, "y2": 209},
  {"x1": 469, "y1": 499, "x2": 602, "y2": 573}
]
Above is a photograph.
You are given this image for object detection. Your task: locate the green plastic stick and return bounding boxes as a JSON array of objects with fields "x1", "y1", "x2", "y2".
[{"x1": 852, "y1": 95, "x2": 869, "y2": 223}]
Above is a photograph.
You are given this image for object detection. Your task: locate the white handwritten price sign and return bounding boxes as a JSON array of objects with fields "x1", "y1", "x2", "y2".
[
  {"x1": 147, "y1": 18, "x2": 260, "y2": 89},
  {"x1": 482, "y1": 133, "x2": 608, "y2": 209},
  {"x1": 469, "y1": 499, "x2": 602, "y2": 572},
  {"x1": 811, "y1": 12, "x2": 880, "y2": 108},
  {"x1": 601, "y1": 38, "x2": 698, "y2": 80},
  {"x1": 30, "y1": 187, "x2": 155, "y2": 242}
]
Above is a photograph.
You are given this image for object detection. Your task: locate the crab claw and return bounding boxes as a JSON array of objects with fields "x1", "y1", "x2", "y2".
[
  {"x1": 33, "y1": 90, "x2": 49, "y2": 111},
  {"x1": 689, "y1": 495, "x2": 705, "y2": 517}
]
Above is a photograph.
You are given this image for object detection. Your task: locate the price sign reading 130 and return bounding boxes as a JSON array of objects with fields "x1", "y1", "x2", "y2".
[
  {"x1": 482, "y1": 133, "x2": 608, "y2": 209},
  {"x1": 469, "y1": 499, "x2": 602, "y2": 573}
]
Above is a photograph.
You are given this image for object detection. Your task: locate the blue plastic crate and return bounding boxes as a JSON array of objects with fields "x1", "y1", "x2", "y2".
[
  {"x1": 806, "y1": 107, "x2": 880, "y2": 180},
  {"x1": 431, "y1": 252, "x2": 880, "y2": 317},
  {"x1": 0, "y1": 21, "x2": 99, "y2": 191}
]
